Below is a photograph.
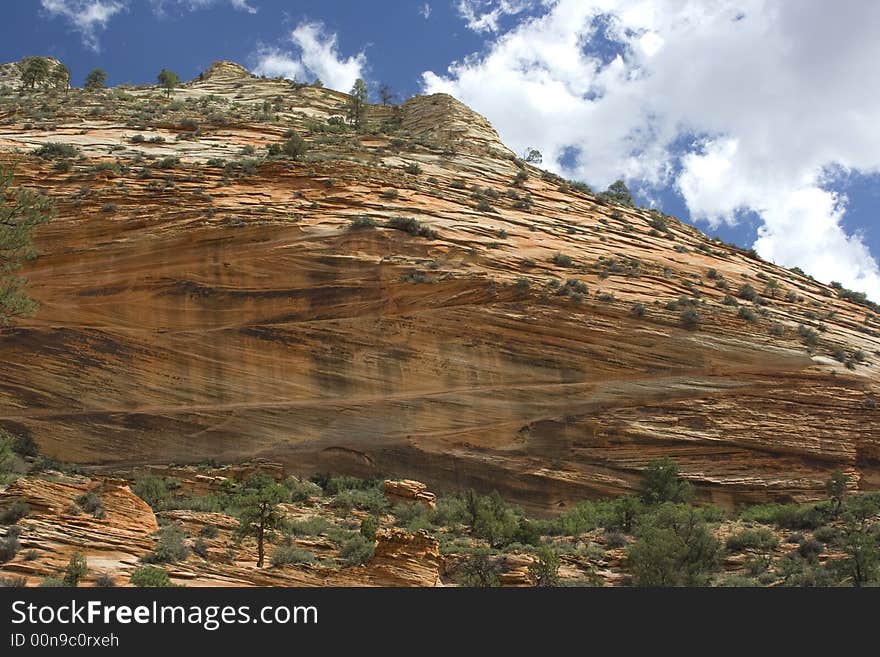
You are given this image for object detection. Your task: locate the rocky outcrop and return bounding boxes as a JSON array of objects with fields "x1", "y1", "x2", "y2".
[
  {"x1": 0, "y1": 57, "x2": 66, "y2": 90},
  {"x1": 0, "y1": 475, "x2": 157, "y2": 586},
  {"x1": 0, "y1": 59, "x2": 878, "y2": 513},
  {"x1": 367, "y1": 528, "x2": 443, "y2": 587},
  {"x1": 384, "y1": 480, "x2": 436, "y2": 509}
]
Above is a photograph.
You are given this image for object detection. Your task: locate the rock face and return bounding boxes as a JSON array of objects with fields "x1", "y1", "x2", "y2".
[
  {"x1": 384, "y1": 479, "x2": 437, "y2": 509},
  {"x1": 0, "y1": 59, "x2": 878, "y2": 512},
  {"x1": 0, "y1": 476, "x2": 157, "y2": 586}
]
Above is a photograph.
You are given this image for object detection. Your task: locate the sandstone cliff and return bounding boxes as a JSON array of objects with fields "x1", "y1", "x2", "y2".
[{"x1": 0, "y1": 59, "x2": 878, "y2": 512}]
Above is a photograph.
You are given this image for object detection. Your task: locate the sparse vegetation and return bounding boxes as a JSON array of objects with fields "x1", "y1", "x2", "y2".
[
  {"x1": 34, "y1": 142, "x2": 80, "y2": 160},
  {"x1": 63, "y1": 551, "x2": 88, "y2": 587},
  {"x1": 130, "y1": 566, "x2": 173, "y2": 587},
  {"x1": 386, "y1": 217, "x2": 437, "y2": 239},
  {"x1": 271, "y1": 546, "x2": 316, "y2": 567}
]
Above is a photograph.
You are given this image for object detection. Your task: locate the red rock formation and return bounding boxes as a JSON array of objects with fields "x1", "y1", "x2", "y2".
[
  {"x1": 0, "y1": 59, "x2": 877, "y2": 513},
  {"x1": 384, "y1": 479, "x2": 437, "y2": 509}
]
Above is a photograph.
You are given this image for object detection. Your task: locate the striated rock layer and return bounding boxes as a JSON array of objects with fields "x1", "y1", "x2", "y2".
[{"x1": 0, "y1": 59, "x2": 878, "y2": 512}]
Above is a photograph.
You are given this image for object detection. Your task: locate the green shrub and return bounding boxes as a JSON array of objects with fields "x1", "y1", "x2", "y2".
[
  {"x1": 287, "y1": 516, "x2": 334, "y2": 537},
  {"x1": 725, "y1": 527, "x2": 779, "y2": 552},
  {"x1": 283, "y1": 476, "x2": 322, "y2": 502},
  {"x1": 641, "y1": 458, "x2": 693, "y2": 505},
  {"x1": 737, "y1": 306, "x2": 758, "y2": 322},
  {"x1": 404, "y1": 163, "x2": 422, "y2": 175},
  {"x1": 454, "y1": 549, "x2": 502, "y2": 587},
  {"x1": 62, "y1": 551, "x2": 88, "y2": 587},
  {"x1": 626, "y1": 503, "x2": 721, "y2": 586},
  {"x1": 11, "y1": 433, "x2": 38, "y2": 458},
  {"x1": 812, "y1": 525, "x2": 839, "y2": 545},
  {"x1": 739, "y1": 502, "x2": 829, "y2": 530},
  {"x1": 143, "y1": 524, "x2": 189, "y2": 564},
  {"x1": 604, "y1": 530, "x2": 628, "y2": 549},
  {"x1": 75, "y1": 489, "x2": 104, "y2": 517},
  {"x1": 130, "y1": 566, "x2": 173, "y2": 587},
  {"x1": 737, "y1": 283, "x2": 758, "y2": 301},
  {"x1": 349, "y1": 215, "x2": 377, "y2": 230},
  {"x1": 798, "y1": 538, "x2": 823, "y2": 561},
  {"x1": 95, "y1": 573, "x2": 116, "y2": 587},
  {"x1": 386, "y1": 216, "x2": 438, "y2": 239},
  {"x1": 0, "y1": 526, "x2": 21, "y2": 563},
  {"x1": 0, "y1": 501, "x2": 30, "y2": 524},
  {"x1": 155, "y1": 156, "x2": 179, "y2": 169},
  {"x1": 34, "y1": 142, "x2": 79, "y2": 159},
  {"x1": 278, "y1": 134, "x2": 307, "y2": 160},
  {"x1": 198, "y1": 524, "x2": 219, "y2": 539},
  {"x1": 393, "y1": 502, "x2": 435, "y2": 533},
  {"x1": 132, "y1": 476, "x2": 169, "y2": 510},
  {"x1": 271, "y1": 546, "x2": 316, "y2": 567},
  {"x1": 360, "y1": 516, "x2": 378, "y2": 540},
  {"x1": 332, "y1": 488, "x2": 389, "y2": 514},
  {"x1": 528, "y1": 546, "x2": 560, "y2": 587},
  {"x1": 39, "y1": 577, "x2": 64, "y2": 587},
  {"x1": 551, "y1": 253, "x2": 573, "y2": 267},
  {"x1": 340, "y1": 535, "x2": 375, "y2": 566},
  {"x1": 631, "y1": 302, "x2": 646, "y2": 318},
  {"x1": 192, "y1": 538, "x2": 209, "y2": 559},
  {"x1": 680, "y1": 309, "x2": 701, "y2": 329},
  {"x1": 797, "y1": 324, "x2": 819, "y2": 346}
]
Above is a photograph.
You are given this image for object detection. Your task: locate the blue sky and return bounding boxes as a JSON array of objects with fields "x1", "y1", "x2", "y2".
[{"x1": 5, "y1": 1, "x2": 880, "y2": 299}]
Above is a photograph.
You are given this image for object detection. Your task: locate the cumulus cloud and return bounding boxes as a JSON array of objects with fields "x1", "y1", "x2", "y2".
[
  {"x1": 40, "y1": 0, "x2": 126, "y2": 51},
  {"x1": 424, "y1": 0, "x2": 880, "y2": 299},
  {"x1": 251, "y1": 22, "x2": 366, "y2": 92},
  {"x1": 420, "y1": 3, "x2": 432, "y2": 20}
]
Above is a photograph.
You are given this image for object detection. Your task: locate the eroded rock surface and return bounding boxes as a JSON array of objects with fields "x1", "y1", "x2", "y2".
[{"x1": 0, "y1": 59, "x2": 877, "y2": 514}]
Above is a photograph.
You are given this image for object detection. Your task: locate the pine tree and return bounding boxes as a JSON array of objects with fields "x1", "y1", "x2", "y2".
[
  {"x1": 346, "y1": 78, "x2": 368, "y2": 130},
  {"x1": 19, "y1": 57, "x2": 50, "y2": 90},
  {"x1": 233, "y1": 474, "x2": 288, "y2": 567},
  {"x1": 84, "y1": 68, "x2": 107, "y2": 91}
]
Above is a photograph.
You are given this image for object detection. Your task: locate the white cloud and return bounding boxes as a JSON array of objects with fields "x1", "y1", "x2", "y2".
[
  {"x1": 40, "y1": 0, "x2": 126, "y2": 51},
  {"x1": 41, "y1": 0, "x2": 257, "y2": 50},
  {"x1": 424, "y1": 0, "x2": 880, "y2": 299},
  {"x1": 420, "y1": 3, "x2": 432, "y2": 19},
  {"x1": 456, "y1": 0, "x2": 533, "y2": 32},
  {"x1": 150, "y1": 0, "x2": 258, "y2": 15},
  {"x1": 251, "y1": 21, "x2": 366, "y2": 92}
]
